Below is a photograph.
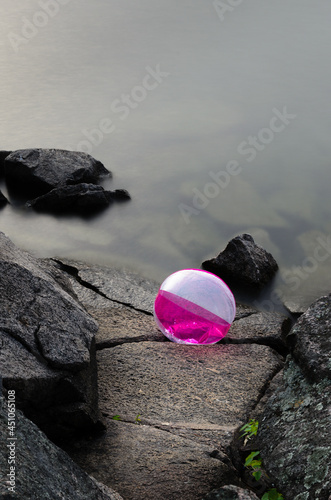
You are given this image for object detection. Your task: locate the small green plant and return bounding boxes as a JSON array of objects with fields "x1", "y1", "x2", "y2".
[
  {"x1": 262, "y1": 488, "x2": 284, "y2": 500},
  {"x1": 111, "y1": 415, "x2": 122, "y2": 421},
  {"x1": 244, "y1": 451, "x2": 263, "y2": 481},
  {"x1": 240, "y1": 419, "x2": 283, "y2": 499},
  {"x1": 135, "y1": 414, "x2": 141, "y2": 424},
  {"x1": 240, "y1": 419, "x2": 259, "y2": 441}
]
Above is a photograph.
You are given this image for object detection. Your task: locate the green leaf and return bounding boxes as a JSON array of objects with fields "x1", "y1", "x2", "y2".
[
  {"x1": 252, "y1": 469, "x2": 262, "y2": 481},
  {"x1": 111, "y1": 415, "x2": 122, "y2": 421},
  {"x1": 240, "y1": 419, "x2": 259, "y2": 438},
  {"x1": 250, "y1": 460, "x2": 262, "y2": 468},
  {"x1": 244, "y1": 451, "x2": 260, "y2": 466},
  {"x1": 262, "y1": 489, "x2": 283, "y2": 500}
]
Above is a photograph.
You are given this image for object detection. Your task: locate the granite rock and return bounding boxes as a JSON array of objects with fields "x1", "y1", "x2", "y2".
[
  {"x1": 27, "y1": 183, "x2": 114, "y2": 213},
  {"x1": 0, "y1": 232, "x2": 100, "y2": 438},
  {"x1": 0, "y1": 399, "x2": 123, "y2": 500},
  {"x1": 201, "y1": 484, "x2": 260, "y2": 500},
  {"x1": 257, "y1": 358, "x2": 331, "y2": 500},
  {"x1": 286, "y1": 293, "x2": 331, "y2": 382},
  {"x1": 202, "y1": 234, "x2": 278, "y2": 292},
  {"x1": 4, "y1": 148, "x2": 110, "y2": 196}
]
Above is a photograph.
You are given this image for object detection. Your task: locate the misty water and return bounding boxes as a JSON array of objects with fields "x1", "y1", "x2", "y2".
[{"x1": 1, "y1": 1, "x2": 331, "y2": 307}]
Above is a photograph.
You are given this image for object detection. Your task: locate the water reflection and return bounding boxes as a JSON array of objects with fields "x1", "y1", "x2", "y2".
[{"x1": 0, "y1": 1, "x2": 331, "y2": 306}]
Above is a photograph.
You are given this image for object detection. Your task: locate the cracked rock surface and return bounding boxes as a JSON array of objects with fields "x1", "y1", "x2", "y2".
[
  {"x1": 0, "y1": 401, "x2": 123, "y2": 500},
  {"x1": 55, "y1": 258, "x2": 287, "y2": 500},
  {"x1": 0, "y1": 233, "x2": 100, "y2": 439},
  {"x1": 2, "y1": 241, "x2": 328, "y2": 499}
]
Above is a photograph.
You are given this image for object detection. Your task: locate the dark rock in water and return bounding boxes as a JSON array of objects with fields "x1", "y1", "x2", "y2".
[
  {"x1": 109, "y1": 188, "x2": 131, "y2": 200},
  {"x1": 27, "y1": 183, "x2": 114, "y2": 213},
  {"x1": 0, "y1": 190, "x2": 8, "y2": 207},
  {"x1": 202, "y1": 234, "x2": 278, "y2": 291},
  {"x1": 0, "y1": 401, "x2": 123, "y2": 499},
  {"x1": 257, "y1": 358, "x2": 331, "y2": 500},
  {"x1": 0, "y1": 150, "x2": 11, "y2": 177},
  {"x1": 286, "y1": 293, "x2": 331, "y2": 382},
  {"x1": 201, "y1": 484, "x2": 260, "y2": 499},
  {"x1": 4, "y1": 148, "x2": 110, "y2": 196},
  {"x1": 0, "y1": 231, "x2": 101, "y2": 439}
]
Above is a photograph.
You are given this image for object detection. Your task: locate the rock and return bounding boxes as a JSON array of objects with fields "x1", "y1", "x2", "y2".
[
  {"x1": 89, "y1": 307, "x2": 165, "y2": 349},
  {"x1": 4, "y1": 148, "x2": 110, "y2": 196},
  {"x1": 0, "y1": 190, "x2": 8, "y2": 207},
  {"x1": 286, "y1": 293, "x2": 331, "y2": 382},
  {"x1": 0, "y1": 150, "x2": 11, "y2": 176},
  {"x1": 64, "y1": 338, "x2": 282, "y2": 500},
  {"x1": 27, "y1": 183, "x2": 114, "y2": 213},
  {"x1": 201, "y1": 484, "x2": 260, "y2": 500},
  {"x1": 109, "y1": 188, "x2": 131, "y2": 200},
  {"x1": 257, "y1": 357, "x2": 331, "y2": 500},
  {"x1": 202, "y1": 234, "x2": 279, "y2": 292},
  {"x1": 66, "y1": 419, "x2": 240, "y2": 500},
  {"x1": 224, "y1": 311, "x2": 291, "y2": 355},
  {"x1": 53, "y1": 258, "x2": 159, "y2": 314},
  {"x1": 0, "y1": 232, "x2": 101, "y2": 439},
  {"x1": 0, "y1": 399, "x2": 123, "y2": 500},
  {"x1": 95, "y1": 341, "x2": 282, "y2": 434}
]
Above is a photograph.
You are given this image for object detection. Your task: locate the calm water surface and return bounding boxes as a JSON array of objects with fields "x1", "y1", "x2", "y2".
[{"x1": 1, "y1": 1, "x2": 331, "y2": 306}]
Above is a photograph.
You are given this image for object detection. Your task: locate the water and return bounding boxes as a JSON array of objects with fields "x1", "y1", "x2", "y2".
[
  {"x1": 154, "y1": 290, "x2": 231, "y2": 345},
  {"x1": 1, "y1": 1, "x2": 331, "y2": 306}
]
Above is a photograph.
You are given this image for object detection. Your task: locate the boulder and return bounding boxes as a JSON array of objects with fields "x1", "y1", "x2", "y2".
[
  {"x1": 0, "y1": 150, "x2": 11, "y2": 176},
  {"x1": 0, "y1": 399, "x2": 123, "y2": 499},
  {"x1": 4, "y1": 148, "x2": 110, "y2": 196},
  {"x1": 202, "y1": 234, "x2": 278, "y2": 292},
  {"x1": 257, "y1": 358, "x2": 331, "y2": 500},
  {"x1": 286, "y1": 293, "x2": 331, "y2": 382},
  {"x1": 0, "y1": 190, "x2": 8, "y2": 207},
  {"x1": 201, "y1": 484, "x2": 260, "y2": 500},
  {"x1": 27, "y1": 183, "x2": 114, "y2": 213},
  {"x1": 109, "y1": 188, "x2": 131, "y2": 201},
  {"x1": 0, "y1": 232, "x2": 101, "y2": 439}
]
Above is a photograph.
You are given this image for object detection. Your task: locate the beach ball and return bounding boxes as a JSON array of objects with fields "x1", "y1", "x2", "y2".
[{"x1": 154, "y1": 269, "x2": 236, "y2": 345}]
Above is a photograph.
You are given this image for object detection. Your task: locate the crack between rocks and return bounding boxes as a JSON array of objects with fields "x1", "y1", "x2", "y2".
[
  {"x1": 233, "y1": 311, "x2": 258, "y2": 322},
  {"x1": 219, "y1": 337, "x2": 289, "y2": 357},
  {"x1": 104, "y1": 414, "x2": 236, "y2": 449},
  {"x1": 96, "y1": 335, "x2": 168, "y2": 350},
  {"x1": 52, "y1": 259, "x2": 153, "y2": 316},
  {"x1": 251, "y1": 362, "x2": 284, "y2": 417}
]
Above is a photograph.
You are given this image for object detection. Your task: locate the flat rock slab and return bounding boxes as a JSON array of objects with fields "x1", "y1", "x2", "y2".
[
  {"x1": 65, "y1": 419, "x2": 240, "y2": 500},
  {"x1": 54, "y1": 258, "x2": 160, "y2": 313},
  {"x1": 65, "y1": 340, "x2": 282, "y2": 500},
  {"x1": 0, "y1": 402, "x2": 123, "y2": 500},
  {"x1": 88, "y1": 307, "x2": 165, "y2": 348},
  {"x1": 202, "y1": 484, "x2": 260, "y2": 500},
  {"x1": 97, "y1": 342, "x2": 282, "y2": 429}
]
